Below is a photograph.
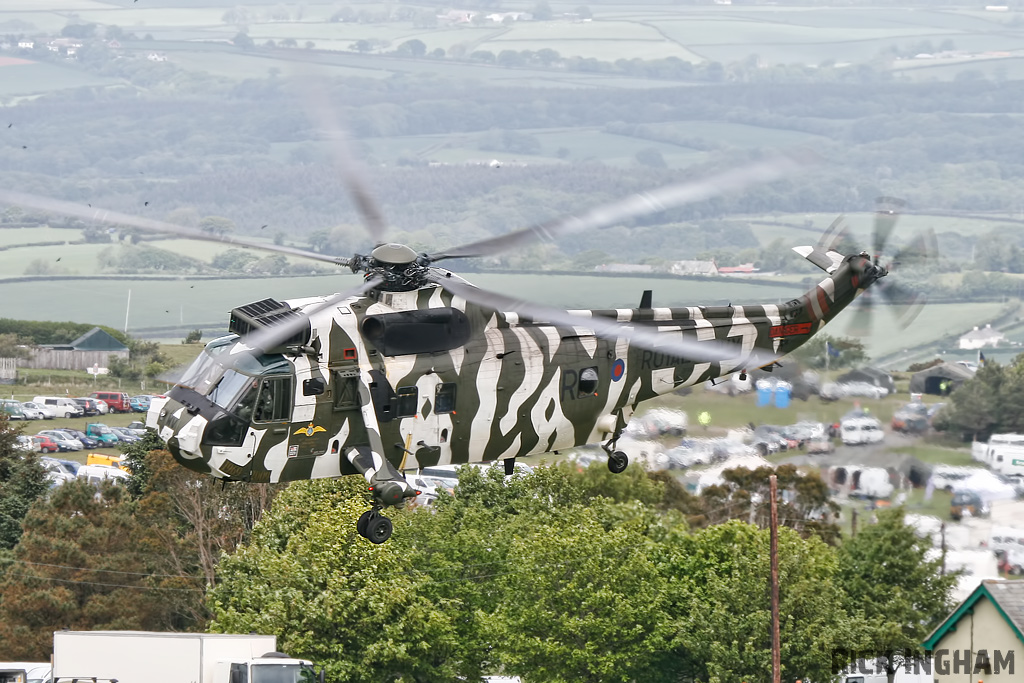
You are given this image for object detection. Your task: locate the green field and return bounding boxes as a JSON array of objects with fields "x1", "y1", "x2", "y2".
[
  {"x1": 0, "y1": 61, "x2": 117, "y2": 97},
  {"x1": 0, "y1": 227, "x2": 82, "y2": 247}
]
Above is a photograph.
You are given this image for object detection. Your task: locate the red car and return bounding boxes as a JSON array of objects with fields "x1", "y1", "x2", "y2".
[{"x1": 31, "y1": 434, "x2": 59, "y2": 453}]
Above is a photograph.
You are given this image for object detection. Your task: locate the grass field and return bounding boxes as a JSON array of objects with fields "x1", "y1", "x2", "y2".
[
  {"x1": 0, "y1": 227, "x2": 82, "y2": 247},
  {"x1": 0, "y1": 61, "x2": 118, "y2": 97}
]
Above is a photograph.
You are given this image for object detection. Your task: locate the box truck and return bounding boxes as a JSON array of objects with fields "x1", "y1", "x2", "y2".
[{"x1": 52, "y1": 631, "x2": 321, "y2": 683}]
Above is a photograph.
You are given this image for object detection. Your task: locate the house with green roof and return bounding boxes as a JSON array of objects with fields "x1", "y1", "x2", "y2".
[{"x1": 922, "y1": 579, "x2": 1023, "y2": 681}]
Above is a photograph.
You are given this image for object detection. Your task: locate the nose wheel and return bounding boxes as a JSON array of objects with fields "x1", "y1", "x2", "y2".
[{"x1": 357, "y1": 507, "x2": 393, "y2": 544}]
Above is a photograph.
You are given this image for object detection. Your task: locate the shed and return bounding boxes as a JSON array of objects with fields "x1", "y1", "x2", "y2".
[
  {"x1": 909, "y1": 362, "x2": 974, "y2": 396},
  {"x1": 837, "y1": 366, "x2": 895, "y2": 393},
  {"x1": 922, "y1": 579, "x2": 1024, "y2": 681},
  {"x1": 26, "y1": 327, "x2": 130, "y2": 371}
]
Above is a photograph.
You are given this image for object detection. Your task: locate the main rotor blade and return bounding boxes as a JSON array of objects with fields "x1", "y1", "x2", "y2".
[
  {"x1": 0, "y1": 190, "x2": 351, "y2": 267},
  {"x1": 431, "y1": 274, "x2": 778, "y2": 367},
  {"x1": 817, "y1": 215, "x2": 850, "y2": 253},
  {"x1": 427, "y1": 151, "x2": 816, "y2": 263},
  {"x1": 888, "y1": 228, "x2": 938, "y2": 269},
  {"x1": 872, "y1": 196, "x2": 904, "y2": 264},
  {"x1": 295, "y1": 73, "x2": 389, "y2": 243}
]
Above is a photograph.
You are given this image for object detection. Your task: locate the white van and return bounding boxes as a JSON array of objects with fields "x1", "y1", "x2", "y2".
[
  {"x1": 32, "y1": 396, "x2": 84, "y2": 419},
  {"x1": 76, "y1": 464, "x2": 128, "y2": 486},
  {"x1": 985, "y1": 433, "x2": 1024, "y2": 476},
  {"x1": 840, "y1": 416, "x2": 884, "y2": 445},
  {"x1": 0, "y1": 663, "x2": 50, "y2": 683}
]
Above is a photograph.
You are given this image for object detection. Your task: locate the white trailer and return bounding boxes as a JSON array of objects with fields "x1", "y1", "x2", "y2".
[{"x1": 52, "y1": 631, "x2": 321, "y2": 683}]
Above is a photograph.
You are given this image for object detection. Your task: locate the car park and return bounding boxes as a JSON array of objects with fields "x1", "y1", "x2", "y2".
[
  {"x1": 38, "y1": 430, "x2": 84, "y2": 452},
  {"x1": 22, "y1": 401, "x2": 55, "y2": 419},
  {"x1": 33, "y1": 396, "x2": 84, "y2": 418}
]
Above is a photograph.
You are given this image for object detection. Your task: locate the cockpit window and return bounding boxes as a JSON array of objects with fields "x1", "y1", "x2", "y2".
[{"x1": 208, "y1": 370, "x2": 256, "y2": 411}]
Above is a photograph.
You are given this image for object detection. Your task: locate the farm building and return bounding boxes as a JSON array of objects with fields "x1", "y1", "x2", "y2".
[
  {"x1": 25, "y1": 327, "x2": 129, "y2": 371},
  {"x1": 670, "y1": 260, "x2": 718, "y2": 277},
  {"x1": 922, "y1": 579, "x2": 1023, "y2": 682},
  {"x1": 0, "y1": 358, "x2": 16, "y2": 384},
  {"x1": 837, "y1": 366, "x2": 895, "y2": 394},
  {"x1": 909, "y1": 362, "x2": 975, "y2": 396}
]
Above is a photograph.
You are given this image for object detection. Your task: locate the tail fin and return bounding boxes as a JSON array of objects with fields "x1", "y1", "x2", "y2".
[{"x1": 793, "y1": 245, "x2": 845, "y2": 274}]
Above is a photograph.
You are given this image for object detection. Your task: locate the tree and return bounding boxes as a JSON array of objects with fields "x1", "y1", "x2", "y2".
[
  {"x1": 0, "y1": 481, "x2": 174, "y2": 659},
  {"x1": 232, "y1": 32, "x2": 254, "y2": 50},
  {"x1": 532, "y1": 1, "x2": 553, "y2": 20},
  {"x1": 656, "y1": 521, "x2": 868, "y2": 683},
  {"x1": 484, "y1": 505, "x2": 669, "y2": 682},
  {"x1": 209, "y1": 479, "x2": 472, "y2": 683},
  {"x1": 0, "y1": 414, "x2": 47, "y2": 551},
  {"x1": 199, "y1": 215, "x2": 236, "y2": 237},
  {"x1": 182, "y1": 329, "x2": 203, "y2": 345},
  {"x1": 836, "y1": 508, "x2": 958, "y2": 683},
  {"x1": 396, "y1": 39, "x2": 427, "y2": 58},
  {"x1": 939, "y1": 360, "x2": 1004, "y2": 439},
  {"x1": 789, "y1": 334, "x2": 869, "y2": 371},
  {"x1": 0, "y1": 333, "x2": 31, "y2": 360},
  {"x1": 635, "y1": 147, "x2": 667, "y2": 168}
]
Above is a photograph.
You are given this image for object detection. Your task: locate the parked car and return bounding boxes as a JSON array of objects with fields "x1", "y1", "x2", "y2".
[
  {"x1": 0, "y1": 399, "x2": 25, "y2": 420},
  {"x1": 125, "y1": 421, "x2": 148, "y2": 436},
  {"x1": 892, "y1": 402, "x2": 930, "y2": 434},
  {"x1": 89, "y1": 391, "x2": 131, "y2": 413},
  {"x1": 56, "y1": 428, "x2": 101, "y2": 450},
  {"x1": 86, "y1": 423, "x2": 120, "y2": 445},
  {"x1": 38, "y1": 430, "x2": 84, "y2": 452},
  {"x1": 109, "y1": 427, "x2": 140, "y2": 444},
  {"x1": 806, "y1": 435, "x2": 836, "y2": 454},
  {"x1": 20, "y1": 403, "x2": 46, "y2": 420},
  {"x1": 15, "y1": 435, "x2": 35, "y2": 453},
  {"x1": 94, "y1": 399, "x2": 109, "y2": 415},
  {"x1": 30, "y1": 434, "x2": 59, "y2": 454},
  {"x1": 951, "y1": 490, "x2": 989, "y2": 521},
  {"x1": 129, "y1": 395, "x2": 152, "y2": 412},
  {"x1": 39, "y1": 457, "x2": 76, "y2": 486},
  {"x1": 33, "y1": 396, "x2": 84, "y2": 418},
  {"x1": 73, "y1": 398, "x2": 101, "y2": 417},
  {"x1": 22, "y1": 401, "x2": 55, "y2": 419},
  {"x1": 76, "y1": 463, "x2": 129, "y2": 486}
]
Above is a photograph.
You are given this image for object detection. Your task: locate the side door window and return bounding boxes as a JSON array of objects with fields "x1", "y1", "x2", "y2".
[{"x1": 253, "y1": 376, "x2": 292, "y2": 423}]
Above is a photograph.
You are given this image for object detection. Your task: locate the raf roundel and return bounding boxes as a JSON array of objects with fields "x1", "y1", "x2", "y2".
[{"x1": 611, "y1": 359, "x2": 625, "y2": 382}]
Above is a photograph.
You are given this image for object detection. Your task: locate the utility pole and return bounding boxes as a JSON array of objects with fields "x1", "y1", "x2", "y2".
[
  {"x1": 770, "y1": 474, "x2": 781, "y2": 683},
  {"x1": 940, "y1": 522, "x2": 947, "y2": 576}
]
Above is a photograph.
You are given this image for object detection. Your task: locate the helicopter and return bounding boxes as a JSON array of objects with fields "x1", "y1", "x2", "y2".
[{"x1": 0, "y1": 155, "x2": 932, "y2": 544}]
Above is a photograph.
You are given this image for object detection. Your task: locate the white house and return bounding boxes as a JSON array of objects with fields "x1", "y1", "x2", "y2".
[
  {"x1": 959, "y1": 324, "x2": 1006, "y2": 350},
  {"x1": 670, "y1": 260, "x2": 719, "y2": 277}
]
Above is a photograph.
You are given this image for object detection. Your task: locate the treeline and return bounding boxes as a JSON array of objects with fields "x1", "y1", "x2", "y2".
[
  {"x1": 935, "y1": 352, "x2": 1024, "y2": 440},
  {"x1": 0, "y1": 431, "x2": 956, "y2": 682},
  {"x1": 0, "y1": 318, "x2": 127, "y2": 346}
]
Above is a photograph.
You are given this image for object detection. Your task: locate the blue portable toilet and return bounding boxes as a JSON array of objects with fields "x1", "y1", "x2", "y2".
[
  {"x1": 774, "y1": 381, "x2": 792, "y2": 409},
  {"x1": 756, "y1": 380, "x2": 773, "y2": 407}
]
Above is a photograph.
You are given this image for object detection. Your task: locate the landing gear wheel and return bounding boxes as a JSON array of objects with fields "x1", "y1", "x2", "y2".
[
  {"x1": 364, "y1": 515, "x2": 393, "y2": 544},
  {"x1": 608, "y1": 451, "x2": 628, "y2": 474},
  {"x1": 357, "y1": 510, "x2": 374, "y2": 537}
]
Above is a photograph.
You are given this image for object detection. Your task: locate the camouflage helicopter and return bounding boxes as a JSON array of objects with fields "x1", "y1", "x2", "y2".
[{"x1": 0, "y1": 158, "x2": 931, "y2": 544}]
